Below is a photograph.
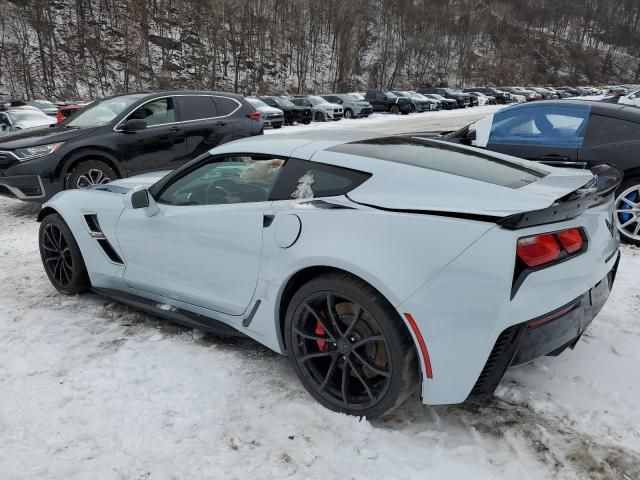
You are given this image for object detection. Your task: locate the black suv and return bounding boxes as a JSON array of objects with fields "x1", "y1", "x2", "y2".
[
  {"x1": 417, "y1": 88, "x2": 472, "y2": 108},
  {"x1": 258, "y1": 96, "x2": 312, "y2": 125},
  {"x1": 463, "y1": 87, "x2": 512, "y2": 104},
  {"x1": 0, "y1": 91, "x2": 263, "y2": 202},
  {"x1": 364, "y1": 91, "x2": 411, "y2": 114}
]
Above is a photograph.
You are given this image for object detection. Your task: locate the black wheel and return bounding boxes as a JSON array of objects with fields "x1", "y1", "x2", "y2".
[
  {"x1": 615, "y1": 177, "x2": 640, "y2": 245},
  {"x1": 66, "y1": 159, "x2": 117, "y2": 190},
  {"x1": 302, "y1": 119, "x2": 311, "y2": 125},
  {"x1": 314, "y1": 111, "x2": 325, "y2": 122},
  {"x1": 344, "y1": 108, "x2": 354, "y2": 119},
  {"x1": 389, "y1": 105, "x2": 399, "y2": 114},
  {"x1": 285, "y1": 273, "x2": 418, "y2": 418},
  {"x1": 273, "y1": 124, "x2": 282, "y2": 129},
  {"x1": 409, "y1": 103, "x2": 416, "y2": 113},
  {"x1": 39, "y1": 213, "x2": 90, "y2": 294}
]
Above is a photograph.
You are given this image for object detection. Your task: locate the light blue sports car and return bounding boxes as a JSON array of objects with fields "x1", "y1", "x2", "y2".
[{"x1": 38, "y1": 131, "x2": 621, "y2": 417}]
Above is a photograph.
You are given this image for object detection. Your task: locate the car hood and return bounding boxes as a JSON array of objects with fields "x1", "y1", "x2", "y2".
[
  {"x1": 256, "y1": 105, "x2": 283, "y2": 115},
  {"x1": 346, "y1": 141, "x2": 594, "y2": 217},
  {"x1": 15, "y1": 118, "x2": 56, "y2": 129},
  {"x1": 319, "y1": 103, "x2": 342, "y2": 109},
  {"x1": 103, "y1": 171, "x2": 171, "y2": 191},
  {"x1": 0, "y1": 126, "x2": 97, "y2": 149}
]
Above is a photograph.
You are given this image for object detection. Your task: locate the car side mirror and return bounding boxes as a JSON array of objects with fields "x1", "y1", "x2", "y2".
[
  {"x1": 123, "y1": 188, "x2": 160, "y2": 216},
  {"x1": 122, "y1": 119, "x2": 147, "y2": 132},
  {"x1": 460, "y1": 129, "x2": 476, "y2": 146}
]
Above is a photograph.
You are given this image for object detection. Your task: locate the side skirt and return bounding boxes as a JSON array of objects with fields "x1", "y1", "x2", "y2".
[{"x1": 93, "y1": 287, "x2": 247, "y2": 337}]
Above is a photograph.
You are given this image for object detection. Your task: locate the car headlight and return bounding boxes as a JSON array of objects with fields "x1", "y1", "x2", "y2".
[{"x1": 14, "y1": 142, "x2": 64, "y2": 161}]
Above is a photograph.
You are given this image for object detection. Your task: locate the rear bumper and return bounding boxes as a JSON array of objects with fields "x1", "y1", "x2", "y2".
[
  {"x1": 469, "y1": 251, "x2": 620, "y2": 398},
  {"x1": 0, "y1": 174, "x2": 46, "y2": 200}
]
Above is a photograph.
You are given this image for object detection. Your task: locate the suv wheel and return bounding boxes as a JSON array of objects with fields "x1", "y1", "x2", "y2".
[
  {"x1": 344, "y1": 108, "x2": 354, "y2": 119},
  {"x1": 389, "y1": 105, "x2": 399, "y2": 114},
  {"x1": 314, "y1": 111, "x2": 325, "y2": 122},
  {"x1": 66, "y1": 160, "x2": 117, "y2": 190},
  {"x1": 615, "y1": 177, "x2": 640, "y2": 245},
  {"x1": 409, "y1": 104, "x2": 416, "y2": 113}
]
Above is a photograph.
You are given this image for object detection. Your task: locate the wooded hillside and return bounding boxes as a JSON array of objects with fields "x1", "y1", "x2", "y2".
[{"x1": 1, "y1": 0, "x2": 639, "y2": 99}]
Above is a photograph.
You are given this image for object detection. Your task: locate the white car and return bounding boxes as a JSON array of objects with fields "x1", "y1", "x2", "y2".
[
  {"x1": 291, "y1": 96, "x2": 343, "y2": 122},
  {"x1": 0, "y1": 108, "x2": 56, "y2": 136},
  {"x1": 617, "y1": 89, "x2": 640, "y2": 108},
  {"x1": 246, "y1": 98, "x2": 284, "y2": 128},
  {"x1": 37, "y1": 131, "x2": 620, "y2": 418}
]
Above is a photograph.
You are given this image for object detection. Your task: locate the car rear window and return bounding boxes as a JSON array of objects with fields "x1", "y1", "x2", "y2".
[
  {"x1": 214, "y1": 96, "x2": 241, "y2": 116},
  {"x1": 327, "y1": 137, "x2": 546, "y2": 189}
]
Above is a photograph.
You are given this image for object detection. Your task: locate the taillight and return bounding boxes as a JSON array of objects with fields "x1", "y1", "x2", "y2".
[
  {"x1": 247, "y1": 110, "x2": 262, "y2": 121},
  {"x1": 516, "y1": 228, "x2": 585, "y2": 268}
]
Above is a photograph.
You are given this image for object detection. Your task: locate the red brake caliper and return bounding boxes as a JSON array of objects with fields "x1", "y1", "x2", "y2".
[{"x1": 315, "y1": 321, "x2": 329, "y2": 352}]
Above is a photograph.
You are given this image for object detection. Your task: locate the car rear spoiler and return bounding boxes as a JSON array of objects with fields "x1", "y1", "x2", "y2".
[{"x1": 497, "y1": 164, "x2": 622, "y2": 230}]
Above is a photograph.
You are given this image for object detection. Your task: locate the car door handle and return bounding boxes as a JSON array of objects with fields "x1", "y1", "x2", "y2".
[
  {"x1": 168, "y1": 126, "x2": 181, "y2": 133},
  {"x1": 216, "y1": 121, "x2": 227, "y2": 126}
]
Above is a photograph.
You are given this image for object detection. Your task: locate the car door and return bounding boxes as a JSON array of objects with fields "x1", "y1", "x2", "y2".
[
  {"x1": 476, "y1": 103, "x2": 590, "y2": 165},
  {"x1": 175, "y1": 95, "x2": 235, "y2": 160},
  {"x1": 116, "y1": 154, "x2": 285, "y2": 316},
  {"x1": 120, "y1": 97, "x2": 186, "y2": 174}
]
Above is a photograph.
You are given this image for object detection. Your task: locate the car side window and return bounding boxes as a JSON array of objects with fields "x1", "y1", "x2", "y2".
[
  {"x1": 157, "y1": 155, "x2": 285, "y2": 206},
  {"x1": 585, "y1": 114, "x2": 640, "y2": 144},
  {"x1": 270, "y1": 158, "x2": 371, "y2": 200},
  {"x1": 262, "y1": 98, "x2": 276, "y2": 107},
  {"x1": 129, "y1": 98, "x2": 175, "y2": 126},
  {"x1": 489, "y1": 105, "x2": 591, "y2": 147},
  {"x1": 214, "y1": 97, "x2": 240, "y2": 116},
  {"x1": 176, "y1": 96, "x2": 217, "y2": 121}
]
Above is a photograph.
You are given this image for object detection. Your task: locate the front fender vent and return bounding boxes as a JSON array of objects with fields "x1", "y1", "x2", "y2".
[{"x1": 83, "y1": 214, "x2": 124, "y2": 265}]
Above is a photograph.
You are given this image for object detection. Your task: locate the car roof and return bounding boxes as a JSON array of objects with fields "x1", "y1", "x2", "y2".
[{"x1": 505, "y1": 99, "x2": 640, "y2": 122}]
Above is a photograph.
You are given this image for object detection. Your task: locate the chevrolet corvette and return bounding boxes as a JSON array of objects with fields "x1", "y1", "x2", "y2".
[{"x1": 38, "y1": 132, "x2": 621, "y2": 417}]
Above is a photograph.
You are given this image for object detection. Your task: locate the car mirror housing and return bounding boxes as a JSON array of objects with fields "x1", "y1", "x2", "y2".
[
  {"x1": 123, "y1": 188, "x2": 160, "y2": 216},
  {"x1": 122, "y1": 119, "x2": 147, "y2": 132}
]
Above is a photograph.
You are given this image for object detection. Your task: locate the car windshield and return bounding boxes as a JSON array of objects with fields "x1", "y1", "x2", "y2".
[
  {"x1": 441, "y1": 88, "x2": 455, "y2": 94},
  {"x1": 429, "y1": 94, "x2": 445, "y2": 100},
  {"x1": 247, "y1": 98, "x2": 268, "y2": 108},
  {"x1": 64, "y1": 94, "x2": 146, "y2": 128},
  {"x1": 28, "y1": 100, "x2": 56, "y2": 109},
  {"x1": 385, "y1": 92, "x2": 398, "y2": 99},
  {"x1": 392, "y1": 91, "x2": 408, "y2": 97},
  {"x1": 342, "y1": 94, "x2": 359, "y2": 101},
  {"x1": 412, "y1": 93, "x2": 428, "y2": 100},
  {"x1": 308, "y1": 96, "x2": 328, "y2": 105},
  {"x1": 8, "y1": 111, "x2": 49, "y2": 122},
  {"x1": 273, "y1": 98, "x2": 294, "y2": 107}
]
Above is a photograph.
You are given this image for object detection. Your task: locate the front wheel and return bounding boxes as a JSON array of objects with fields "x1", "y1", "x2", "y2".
[
  {"x1": 66, "y1": 159, "x2": 117, "y2": 190},
  {"x1": 314, "y1": 111, "x2": 325, "y2": 122},
  {"x1": 39, "y1": 213, "x2": 90, "y2": 294},
  {"x1": 389, "y1": 105, "x2": 399, "y2": 114},
  {"x1": 615, "y1": 177, "x2": 640, "y2": 245},
  {"x1": 284, "y1": 273, "x2": 418, "y2": 418},
  {"x1": 344, "y1": 108, "x2": 354, "y2": 119}
]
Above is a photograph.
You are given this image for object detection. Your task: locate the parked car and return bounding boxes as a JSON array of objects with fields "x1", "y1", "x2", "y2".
[
  {"x1": 500, "y1": 87, "x2": 537, "y2": 101},
  {"x1": 56, "y1": 104, "x2": 83, "y2": 123},
  {"x1": 406, "y1": 91, "x2": 441, "y2": 110},
  {"x1": 291, "y1": 95, "x2": 343, "y2": 122},
  {"x1": 441, "y1": 100, "x2": 640, "y2": 244},
  {"x1": 422, "y1": 93, "x2": 457, "y2": 109},
  {"x1": 616, "y1": 89, "x2": 640, "y2": 108},
  {"x1": 364, "y1": 91, "x2": 412, "y2": 114},
  {"x1": 0, "y1": 107, "x2": 56, "y2": 136},
  {"x1": 37, "y1": 130, "x2": 619, "y2": 418},
  {"x1": 246, "y1": 98, "x2": 284, "y2": 128},
  {"x1": 320, "y1": 94, "x2": 372, "y2": 119},
  {"x1": 463, "y1": 87, "x2": 512, "y2": 104},
  {"x1": 258, "y1": 96, "x2": 312, "y2": 126},
  {"x1": 466, "y1": 92, "x2": 495, "y2": 105},
  {"x1": 26, "y1": 100, "x2": 58, "y2": 117},
  {"x1": 391, "y1": 91, "x2": 434, "y2": 112},
  {"x1": 0, "y1": 90, "x2": 263, "y2": 202},
  {"x1": 527, "y1": 87, "x2": 555, "y2": 100},
  {"x1": 417, "y1": 88, "x2": 471, "y2": 108},
  {"x1": 557, "y1": 86, "x2": 581, "y2": 97}
]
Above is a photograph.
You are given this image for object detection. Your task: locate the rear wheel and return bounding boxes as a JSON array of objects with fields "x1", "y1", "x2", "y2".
[
  {"x1": 615, "y1": 177, "x2": 640, "y2": 245},
  {"x1": 284, "y1": 273, "x2": 418, "y2": 418},
  {"x1": 39, "y1": 213, "x2": 90, "y2": 294},
  {"x1": 66, "y1": 159, "x2": 117, "y2": 190}
]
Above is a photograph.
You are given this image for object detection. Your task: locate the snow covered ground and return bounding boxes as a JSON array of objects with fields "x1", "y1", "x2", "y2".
[{"x1": 1, "y1": 109, "x2": 640, "y2": 479}]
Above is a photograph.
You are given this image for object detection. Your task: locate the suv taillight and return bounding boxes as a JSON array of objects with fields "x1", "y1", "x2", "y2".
[
  {"x1": 247, "y1": 111, "x2": 262, "y2": 122},
  {"x1": 516, "y1": 228, "x2": 586, "y2": 268}
]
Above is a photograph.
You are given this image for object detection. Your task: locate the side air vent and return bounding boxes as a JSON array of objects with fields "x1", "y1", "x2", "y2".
[
  {"x1": 83, "y1": 213, "x2": 124, "y2": 265},
  {"x1": 97, "y1": 239, "x2": 124, "y2": 264}
]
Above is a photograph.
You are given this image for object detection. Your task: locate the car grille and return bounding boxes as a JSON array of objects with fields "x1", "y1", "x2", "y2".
[{"x1": 334, "y1": 109, "x2": 342, "y2": 113}]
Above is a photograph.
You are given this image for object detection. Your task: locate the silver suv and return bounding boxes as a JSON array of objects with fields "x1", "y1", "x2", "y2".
[
  {"x1": 291, "y1": 95, "x2": 343, "y2": 122},
  {"x1": 320, "y1": 94, "x2": 372, "y2": 119}
]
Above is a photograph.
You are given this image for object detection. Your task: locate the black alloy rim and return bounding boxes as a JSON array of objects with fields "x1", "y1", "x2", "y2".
[
  {"x1": 42, "y1": 224, "x2": 73, "y2": 286},
  {"x1": 292, "y1": 291, "x2": 392, "y2": 410}
]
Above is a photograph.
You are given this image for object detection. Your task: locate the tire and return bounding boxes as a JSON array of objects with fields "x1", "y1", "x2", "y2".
[
  {"x1": 39, "y1": 213, "x2": 90, "y2": 295},
  {"x1": 273, "y1": 124, "x2": 282, "y2": 129},
  {"x1": 302, "y1": 119, "x2": 311, "y2": 125},
  {"x1": 344, "y1": 108, "x2": 354, "y2": 119},
  {"x1": 409, "y1": 104, "x2": 416, "y2": 113},
  {"x1": 389, "y1": 105, "x2": 399, "y2": 114},
  {"x1": 314, "y1": 111, "x2": 325, "y2": 122},
  {"x1": 66, "y1": 159, "x2": 117, "y2": 190},
  {"x1": 614, "y1": 176, "x2": 640, "y2": 245},
  {"x1": 284, "y1": 273, "x2": 418, "y2": 418}
]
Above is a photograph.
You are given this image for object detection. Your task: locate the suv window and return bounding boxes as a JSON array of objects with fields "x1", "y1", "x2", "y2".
[
  {"x1": 292, "y1": 98, "x2": 312, "y2": 107},
  {"x1": 176, "y1": 96, "x2": 217, "y2": 121},
  {"x1": 129, "y1": 98, "x2": 175, "y2": 126},
  {"x1": 270, "y1": 158, "x2": 371, "y2": 200},
  {"x1": 488, "y1": 104, "x2": 591, "y2": 147},
  {"x1": 214, "y1": 97, "x2": 240, "y2": 116},
  {"x1": 158, "y1": 155, "x2": 285, "y2": 206}
]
